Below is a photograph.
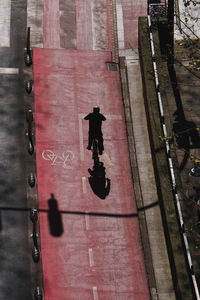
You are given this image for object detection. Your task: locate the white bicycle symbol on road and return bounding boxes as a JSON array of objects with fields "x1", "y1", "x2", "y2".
[{"x1": 42, "y1": 150, "x2": 74, "y2": 169}]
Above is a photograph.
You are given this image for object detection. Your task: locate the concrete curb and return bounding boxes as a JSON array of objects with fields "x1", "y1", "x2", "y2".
[
  {"x1": 119, "y1": 51, "x2": 176, "y2": 299},
  {"x1": 23, "y1": 46, "x2": 44, "y2": 300},
  {"x1": 138, "y1": 16, "x2": 195, "y2": 299}
]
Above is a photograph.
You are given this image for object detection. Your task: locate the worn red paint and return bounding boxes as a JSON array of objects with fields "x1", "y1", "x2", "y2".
[
  {"x1": 121, "y1": 0, "x2": 147, "y2": 49},
  {"x1": 35, "y1": 0, "x2": 150, "y2": 298},
  {"x1": 34, "y1": 48, "x2": 150, "y2": 299}
]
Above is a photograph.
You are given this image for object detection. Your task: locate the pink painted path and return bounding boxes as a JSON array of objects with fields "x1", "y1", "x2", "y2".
[
  {"x1": 43, "y1": 0, "x2": 112, "y2": 51},
  {"x1": 39, "y1": 0, "x2": 148, "y2": 51},
  {"x1": 121, "y1": 0, "x2": 147, "y2": 49},
  {"x1": 34, "y1": 48, "x2": 150, "y2": 299}
]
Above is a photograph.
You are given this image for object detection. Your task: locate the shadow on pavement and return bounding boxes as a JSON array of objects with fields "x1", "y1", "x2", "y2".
[
  {"x1": 88, "y1": 162, "x2": 110, "y2": 199},
  {"x1": 0, "y1": 200, "x2": 159, "y2": 218},
  {"x1": 169, "y1": 65, "x2": 200, "y2": 171},
  {"x1": 173, "y1": 115, "x2": 200, "y2": 171},
  {"x1": 173, "y1": 115, "x2": 200, "y2": 149},
  {"x1": 48, "y1": 194, "x2": 63, "y2": 237}
]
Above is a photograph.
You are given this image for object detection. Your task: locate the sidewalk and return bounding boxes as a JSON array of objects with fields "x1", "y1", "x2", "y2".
[{"x1": 119, "y1": 50, "x2": 176, "y2": 300}]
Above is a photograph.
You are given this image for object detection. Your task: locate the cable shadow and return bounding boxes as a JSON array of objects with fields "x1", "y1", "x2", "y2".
[
  {"x1": 0, "y1": 200, "x2": 159, "y2": 218},
  {"x1": 47, "y1": 194, "x2": 63, "y2": 237}
]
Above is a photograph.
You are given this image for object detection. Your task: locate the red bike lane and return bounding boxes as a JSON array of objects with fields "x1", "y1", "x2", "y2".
[
  {"x1": 33, "y1": 48, "x2": 150, "y2": 299},
  {"x1": 33, "y1": 0, "x2": 150, "y2": 299}
]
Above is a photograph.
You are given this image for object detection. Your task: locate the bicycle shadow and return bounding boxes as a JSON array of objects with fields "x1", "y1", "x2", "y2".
[
  {"x1": 88, "y1": 161, "x2": 111, "y2": 199},
  {"x1": 48, "y1": 193, "x2": 63, "y2": 237}
]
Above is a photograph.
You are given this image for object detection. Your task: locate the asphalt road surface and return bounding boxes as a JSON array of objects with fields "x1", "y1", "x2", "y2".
[{"x1": 0, "y1": 1, "x2": 32, "y2": 299}]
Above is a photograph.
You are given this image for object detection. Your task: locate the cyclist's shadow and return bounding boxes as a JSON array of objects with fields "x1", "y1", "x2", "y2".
[{"x1": 88, "y1": 161, "x2": 111, "y2": 200}]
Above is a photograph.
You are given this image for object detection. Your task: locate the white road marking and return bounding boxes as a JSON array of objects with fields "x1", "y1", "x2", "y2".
[
  {"x1": 78, "y1": 115, "x2": 85, "y2": 161},
  {"x1": 116, "y1": 0, "x2": 125, "y2": 50},
  {"x1": 104, "y1": 114, "x2": 122, "y2": 120},
  {"x1": 79, "y1": 113, "x2": 88, "y2": 119},
  {"x1": 0, "y1": 68, "x2": 19, "y2": 74},
  {"x1": 85, "y1": 211, "x2": 90, "y2": 230},
  {"x1": 82, "y1": 176, "x2": 87, "y2": 194},
  {"x1": 78, "y1": 113, "x2": 122, "y2": 120},
  {"x1": 42, "y1": 149, "x2": 74, "y2": 168},
  {"x1": 89, "y1": 248, "x2": 94, "y2": 267},
  {"x1": 100, "y1": 152, "x2": 112, "y2": 178},
  {"x1": 0, "y1": 0, "x2": 11, "y2": 47},
  {"x1": 93, "y1": 286, "x2": 99, "y2": 300},
  {"x1": 27, "y1": 0, "x2": 43, "y2": 48}
]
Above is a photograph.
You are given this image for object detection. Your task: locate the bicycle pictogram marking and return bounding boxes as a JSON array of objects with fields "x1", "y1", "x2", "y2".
[{"x1": 42, "y1": 150, "x2": 74, "y2": 168}]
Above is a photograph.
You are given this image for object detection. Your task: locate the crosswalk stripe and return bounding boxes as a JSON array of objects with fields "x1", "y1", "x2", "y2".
[
  {"x1": 27, "y1": 0, "x2": 43, "y2": 48},
  {"x1": 0, "y1": 68, "x2": 19, "y2": 74},
  {"x1": 116, "y1": 0, "x2": 125, "y2": 50},
  {"x1": 0, "y1": 0, "x2": 11, "y2": 47},
  {"x1": 44, "y1": 0, "x2": 60, "y2": 48}
]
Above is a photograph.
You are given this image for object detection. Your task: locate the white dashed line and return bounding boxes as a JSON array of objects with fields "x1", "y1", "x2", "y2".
[
  {"x1": 78, "y1": 115, "x2": 85, "y2": 161},
  {"x1": 85, "y1": 211, "x2": 90, "y2": 231},
  {"x1": 82, "y1": 176, "x2": 87, "y2": 194},
  {"x1": 89, "y1": 248, "x2": 94, "y2": 267},
  {"x1": 93, "y1": 286, "x2": 98, "y2": 300}
]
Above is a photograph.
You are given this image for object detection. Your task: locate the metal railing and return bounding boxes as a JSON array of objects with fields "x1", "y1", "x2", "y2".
[{"x1": 147, "y1": 14, "x2": 200, "y2": 299}]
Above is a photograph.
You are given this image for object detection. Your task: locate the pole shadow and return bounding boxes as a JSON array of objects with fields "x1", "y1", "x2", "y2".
[
  {"x1": 88, "y1": 161, "x2": 111, "y2": 199},
  {"x1": 48, "y1": 194, "x2": 63, "y2": 237}
]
